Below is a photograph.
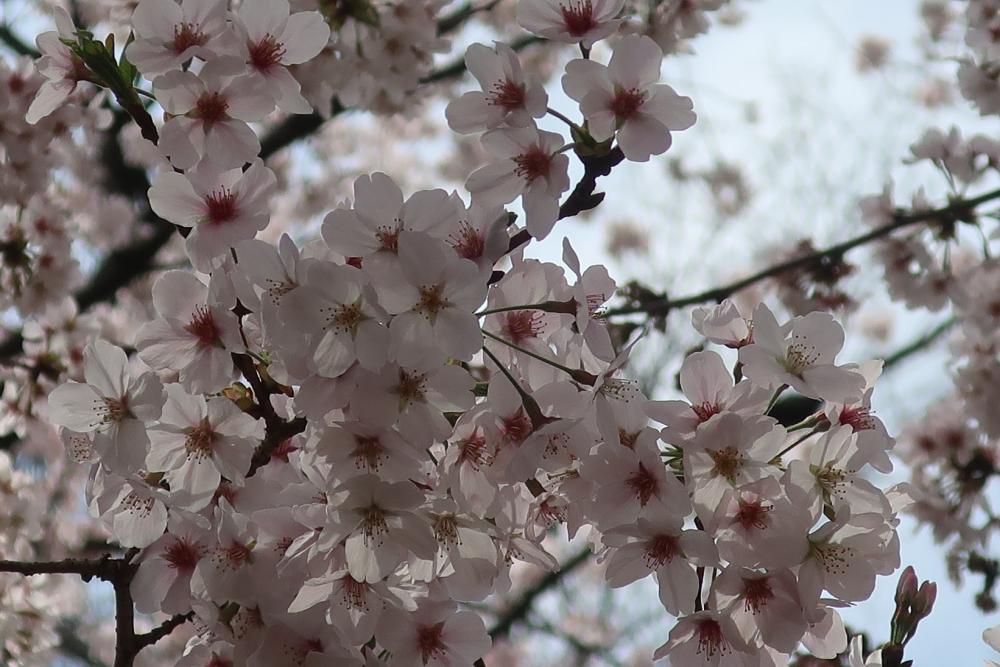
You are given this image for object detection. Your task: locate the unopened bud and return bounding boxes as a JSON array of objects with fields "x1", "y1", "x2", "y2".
[
  {"x1": 894, "y1": 565, "x2": 918, "y2": 605},
  {"x1": 913, "y1": 581, "x2": 937, "y2": 619}
]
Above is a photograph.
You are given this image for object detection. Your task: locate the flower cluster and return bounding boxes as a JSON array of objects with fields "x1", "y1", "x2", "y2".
[{"x1": 5, "y1": 0, "x2": 990, "y2": 665}]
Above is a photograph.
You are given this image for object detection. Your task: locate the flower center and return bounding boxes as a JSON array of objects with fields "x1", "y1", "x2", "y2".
[
  {"x1": 644, "y1": 534, "x2": 678, "y2": 568},
  {"x1": 501, "y1": 407, "x2": 534, "y2": 445},
  {"x1": 375, "y1": 224, "x2": 400, "y2": 253},
  {"x1": 691, "y1": 401, "x2": 720, "y2": 423},
  {"x1": 184, "y1": 418, "x2": 216, "y2": 458},
  {"x1": 487, "y1": 78, "x2": 527, "y2": 110},
  {"x1": 735, "y1": 497, "x2": 771, "y2": 531},
  {"x1": 780, "y1": 341, "x2": 820, "y2": 375},
  {"x1": 610, "y1": 87, "x2": 646, "y2": 121},
  {"x1": 502, "y1": 310, "x2": 544, "y2": 343},
  {"x1": 695, "y1": 619, "x2": 729, "y2": 658},
  {"x1": 449, "y1": 221, "x2": 485, "y2": 260},
  {"x1": 325, "y1": 301, "x2": 366, "y2": 335},
  {"x1": 394, "y1": 369, "x2": 427, "y2": 408},
  {"x1": 164, "y1": 536, "x2": 206, "y2": 571},
  {"x1": 433, "y1": 515, "x2": 459, "y2": 547},
  {"x1": 743, "y1": 576, "x2": 774, "y2": 614},
  {"x1": 839, "y1": 405, "x2": 875, "y2": 431},
  {"x1": 193, "y1": 91, "x2": 229, "y2": 125},
  {"x1": 171, "y1": 22, "x2": 208, "y2": 54},
  {"x1": 513, "y1": 145, "x2": 553, "y2": 183},
  {"x1": 417, "y1": 622, "x2": 447, "y2": 663},
  {"x1": 709, "y1": 446, "x2": 742, "y2": 483},
  {"x1": 184, "y1": 304, "x2": 222, "y2": 348},
  {"x1": 248, "y1": 34, "x2": 286, "y2": 70},
  {"x1": 625, "y1": 461, "x2": 659, "y2": 506},
  {"x1": 338, "y1": 575, "x2": 368, "y2": 610},
  {"x1": 417, "y1": 284, "x2": 448, "y2": 319},
  {"x1": 205, "y1": 187, "x2": 238, "y2": 225},
  {"x1": 352, "y1": 435, "x2": 385, "y2": 472},
  {"x1": 559, "y1": 1, "x2": 597, "y2": 37},
  {"x1": 360, "y1": 505, "x2": 389, "y2": 544},
  {"x1": 456, "y1": 429, "x2": 493, "y2": 468},
  {"x1": 812, "y1": 542, "x2": 855, "y2": 575},
  {"x1": 224, "y1": 541, "x2": 253, "y2": 567},
  {"x1": 99, "y1": 396, "x2": 129, "y2": 424}
]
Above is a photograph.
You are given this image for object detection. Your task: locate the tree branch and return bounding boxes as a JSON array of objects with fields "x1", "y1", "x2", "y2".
[
  {"x1": 0, "y1": 556, "x2": 118, "y2": 581},
  {"x1": 488, "y1": 547, "x2": 591, "y2": 642},
  {"x1": 134, "y1": 612, "x2": 195, "y2": 651},
  {"x1": 606, "y1": 186, "x2": 1000, "y2": 318},
  {"x1": 498, "y1": 146, "x2": 627, "y2": 275},
  {"x1": 0, "y1": 24, "x2": 38, "y2": 58},
  {"x1": 883, "y1": 317, "x2": 956, "y2": 370}
]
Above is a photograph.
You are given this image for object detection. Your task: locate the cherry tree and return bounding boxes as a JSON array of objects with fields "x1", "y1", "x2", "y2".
[{"x1": 0, "y1": 1, "x2": 997, "y2": 666}]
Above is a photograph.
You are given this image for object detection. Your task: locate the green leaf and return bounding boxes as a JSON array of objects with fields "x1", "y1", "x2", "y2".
[{"x1": 118, "y1": 32, "x2": 138, "y2": 84}]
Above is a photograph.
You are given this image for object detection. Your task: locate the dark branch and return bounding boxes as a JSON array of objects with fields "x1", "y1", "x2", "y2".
[
  {"x1": 134, "y1": 612, "x2": 194, "y2": 650},
  {"x1": 606, "y1": 186, "x2": 1000, "y2": 317},
  {"x1": 883, "y1": 317, "x2": 956, "y2": 370},
  {"x1": 58, "y1": 620, "x2": 110, "y2": 667},
  {"x1": 0, "y1": 556, "x2": 118, "y2": 581},
  {"x1": 0, "y1": 24, "x2": 38, "y2": 58},
  {"x1": 499, "y1": 146, "x2": 627, "y2": 270},
  {"x1": 488, "y1": 547, "x2": 591, "y2": 642}
]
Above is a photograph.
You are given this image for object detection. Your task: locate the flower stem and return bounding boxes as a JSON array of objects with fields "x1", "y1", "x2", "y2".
[
  {"x1": 476, "y1": 299, "x2": 575, "y2": 317},
  {"x1": 482, "y1": 329, "x2": 581, "y2": 379}
]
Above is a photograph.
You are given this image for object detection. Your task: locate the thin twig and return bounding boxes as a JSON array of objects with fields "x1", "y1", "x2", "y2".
[
  {"x1": 489, "y1": 548, "x2": 592, "y2": 641},
  {"x1": 607, "y1": 187, "x2": 1000, "y2": 317}
]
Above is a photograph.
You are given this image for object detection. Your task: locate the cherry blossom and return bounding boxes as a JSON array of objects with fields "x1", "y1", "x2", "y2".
[
  {"x1": 382, "y1": 231, "x2": 487, "y2": 365},
  {"x1": 517, "y1": 0, "x2": 626, "y2": 48},
  {"x1": 603, "y1": 505, "x2": 717, "y2": 615},
  {"x1": 135, "y1": 270, "x2": 244, "y2": 393},
  {"x1": 280, "y1": 261, "x2": 389, "y2": 377},
  {"x1": 148, "y1": 160, "x2": 276, "y2": 270},
  {"x1": 739, "y1": 303, "x2": 866, "y2": 404},
  {"x1": 0, "y1": 2, "x2": 966, "y2": 664},
  {"x1": 125, "y1": 0, "x2": 229, "y2": 76},
  {"x1": 155, "y1": 57, "x2": 274, "y2": 170},
  {"x1": 562, "y1": 35, "x2": 696, "y2": 161},
  {"x1": 375, "y1": 600, "x2": 491, "y2": 667},
  {"x1": 446, "y1": 42, "x2": 548, "y2": 134},
  {"x1": 232, "y1": 0, "x2": 331, "y2": 113},
  {"x1": 146, "y1": 384, "x2": 262, "y2": 510},
  {"x1": 48, "y1": 340, "x2": 165, "y2": 473},
  {"x1": 652, "y1": 609, "x2": 751, "y2": 665},
  {"x1": 466, "y1": 126, "x2": 571, "y2": 239},
  {"x1": 25, "y1": 9, "x2": 89, "y2": 125}
]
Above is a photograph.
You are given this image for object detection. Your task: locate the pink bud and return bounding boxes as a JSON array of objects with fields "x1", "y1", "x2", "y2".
[
  {"x1": 913, "y1": 581, "x2": 937, "y2": 619},
  {"x1": 895, "y1": 566, "x2": 918, "y2": 605}
]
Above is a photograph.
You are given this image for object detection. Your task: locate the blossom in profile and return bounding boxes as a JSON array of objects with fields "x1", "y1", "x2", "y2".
[{"x1": 25, "y1": 9, "x2": 89, "y2": 124}]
